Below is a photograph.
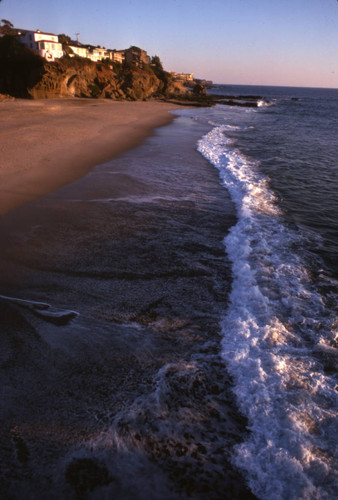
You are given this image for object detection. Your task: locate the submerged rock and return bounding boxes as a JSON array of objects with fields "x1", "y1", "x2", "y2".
[{"x1": 65, "y1": 458, "x2": 113, "y2": 497}]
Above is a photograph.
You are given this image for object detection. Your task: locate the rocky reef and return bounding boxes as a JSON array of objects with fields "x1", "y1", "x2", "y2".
[{"x1": 0, "y1": 36, "x2": 187, "y2": 101}]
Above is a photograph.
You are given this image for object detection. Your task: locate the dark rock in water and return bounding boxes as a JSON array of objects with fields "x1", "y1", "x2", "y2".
[
  {"x1": 213, "y1": 94, "x2": 262, "y2": 101},
  {"x1": 218, "y1": 98, "x2": 258, "y2": 107},
  {"x1": 231, "y1": 95, "x2": 261, "y2": 100},
  {"x1": 65, "y1": 458, "x2": 113, "y2": 497},
  {"x1": 209, "y1": 94, "x2": 263, "y2": 108},
  {"x1": 11, "y1": 434, "x2": 30, "y2": 464}
]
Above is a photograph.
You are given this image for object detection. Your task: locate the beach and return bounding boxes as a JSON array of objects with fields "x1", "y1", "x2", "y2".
[
  {"x1": 0, "y1": 99, "x2": 178, "y2": 214},
  {"x1": 0, "y1": 99, "x2": 255, "y2": 499},
  {"x1": 2, "y1": 87, "x2": 336, "y2": 499}
]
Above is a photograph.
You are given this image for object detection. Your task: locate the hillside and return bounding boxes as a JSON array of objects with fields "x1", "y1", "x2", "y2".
[{"x1": 0, "y1": 36, "x2": 188, "y2": 100}]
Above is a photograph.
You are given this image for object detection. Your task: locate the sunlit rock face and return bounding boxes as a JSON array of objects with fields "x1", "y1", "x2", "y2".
[{"x1": 0, "y1": 36, "x2": 189, "y2": 101}]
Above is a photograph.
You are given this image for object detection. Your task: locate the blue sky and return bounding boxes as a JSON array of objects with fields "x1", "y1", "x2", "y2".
[{"x1": 1, "y1": 0, "x2": 338, "y2": 88}]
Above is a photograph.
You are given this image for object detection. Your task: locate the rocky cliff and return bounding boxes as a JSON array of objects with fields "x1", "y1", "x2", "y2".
[{"x1": 0, "y1": 36, "x2": 188, "y2": 100}]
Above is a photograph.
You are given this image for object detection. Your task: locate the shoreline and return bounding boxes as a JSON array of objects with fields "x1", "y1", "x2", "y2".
[
  {"x1": 0, "y1": 98, "x2": 256, "y2": 499},
  {"x1": 0, "y1": 98, "x2": 179, "y2": 215}
]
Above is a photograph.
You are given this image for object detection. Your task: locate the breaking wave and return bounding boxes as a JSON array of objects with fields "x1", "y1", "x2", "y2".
[
  {"x1": 257, "y1": 99, "x2": 275, "y2": 108},
  {"x1": 197, "y1": 125, "x2": 338, "y2": 499}
]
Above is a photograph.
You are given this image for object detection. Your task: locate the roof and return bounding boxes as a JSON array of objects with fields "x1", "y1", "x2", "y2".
[
  {"x1": 37, "y1": 39, "x2": 61, "y2": 44},
  {"x1": 15, "y1": 28, "x2": 59, "y2": 37}
]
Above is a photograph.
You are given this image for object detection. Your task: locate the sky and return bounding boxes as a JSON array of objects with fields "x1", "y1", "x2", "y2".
[{"x1": 1, "y1": 0, "x2": 338, "y2": 88}]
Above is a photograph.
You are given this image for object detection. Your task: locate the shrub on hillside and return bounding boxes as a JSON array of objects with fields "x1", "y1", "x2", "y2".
[
  {"x1": 149, "y1": 55, "x2": 171, "y2": 92},
  {"x1": 0, "y1": 35, "x2": 45, "y2": 97}
]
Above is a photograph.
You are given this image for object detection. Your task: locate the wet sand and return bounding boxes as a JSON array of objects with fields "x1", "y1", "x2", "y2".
[
  {"x1": 0, "y1": 104, "x2": 256, "y2": 498},
  {"x1": 0, "y1": 98, "x2": 178, "y2": 215}
]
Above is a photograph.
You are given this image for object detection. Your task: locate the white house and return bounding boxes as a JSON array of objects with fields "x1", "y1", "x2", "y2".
[
  {"x1": 16, "y1": 29, "x2": 63, "y2": 61},
  {"x1": 69, "y1": 44, "x2": 88, "y2": 58},
  {"x1": 108, "y1": 50, "x2": 125, "y2": 64},
  {"x1": 86, "y1": 46, "x2": 109, "y2": 62}
]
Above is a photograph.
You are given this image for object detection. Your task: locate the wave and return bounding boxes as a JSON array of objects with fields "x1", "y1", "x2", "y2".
[
  {"x1": 257, "y1": 99, "x2": 274, "y2": 108},
  {"x1": 197, "y1": 125, "x2": 337, "y2": 499}
]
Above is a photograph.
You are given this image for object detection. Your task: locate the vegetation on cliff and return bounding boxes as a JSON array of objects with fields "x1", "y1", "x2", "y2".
[{"x1": 0, "y1": 36, "x2": 45, "y2": 97}]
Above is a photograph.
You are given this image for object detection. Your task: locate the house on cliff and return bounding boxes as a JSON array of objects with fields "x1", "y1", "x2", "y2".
[
  {"x1": 14, "y1": 28, "x2": 152, "y2": 69},
  {"x1": 86, "y1": 45, "x2": 110, "y2": 62},
  {"x1": 170, "y1": 72, "x2": 194, "y2": 83},
  {"x1": 68, "y1": 41, "x2": 88, "y2": 58},
  {"x1": 16, "y1": 29, "x2": 63, "y2": 61},
  {"x1": 124, "y1": 46, "x2": 150, "y2": 67},
  {"x1": 109, "y1": 49, "x2": 125, "y2": 64}
]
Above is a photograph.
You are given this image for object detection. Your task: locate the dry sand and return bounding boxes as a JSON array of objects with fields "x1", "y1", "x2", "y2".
[{"x1": 0, "y1": 98, "x2": 178, "y2": 215}]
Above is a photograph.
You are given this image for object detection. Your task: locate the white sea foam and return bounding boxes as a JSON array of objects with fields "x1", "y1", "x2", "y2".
[
  {"x1": 258, "y1": 97, "x2": 281, "y2": 107},
  {"x1": 197, "y1": 125, "x2": 338, "y2": 499},
  {"x1": 257, "y1": 99, "x2": 273, "y2": 107}
]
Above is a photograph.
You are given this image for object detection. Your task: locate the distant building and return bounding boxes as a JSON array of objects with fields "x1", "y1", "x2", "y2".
[
  {"x1": 170, "y1": 72, "x2": 194, "y2": 82},
  {"x1": 108, "y1": 49, "x2": 125, "y2": 64},
  {"x1": 16, "y1": 29, "x2": 63, "y2": 61},
  {"x1": 124, "y1": 46, "x2": 150, "y2": 67}
]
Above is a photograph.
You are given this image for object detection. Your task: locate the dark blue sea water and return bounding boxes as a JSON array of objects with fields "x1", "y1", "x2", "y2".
[
  {"x1": 188, "y1": 85, "x2": 338, "y2": 499},
  {"x1": 210, "y1": 84, "x2": 338, "y2": 279}
]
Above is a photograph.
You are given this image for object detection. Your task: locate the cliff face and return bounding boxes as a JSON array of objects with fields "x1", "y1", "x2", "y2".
[
  {"x1": 30, "y1": 58, "x2": 124, "y2": 99},
  {"x1": 0, "y1": 36, "x2": 188, "y2": 100}
]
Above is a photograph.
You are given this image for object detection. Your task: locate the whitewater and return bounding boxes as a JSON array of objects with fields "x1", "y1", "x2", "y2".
[{"x1": 197, "y1": 90, "x2": 338, "y2": 499}]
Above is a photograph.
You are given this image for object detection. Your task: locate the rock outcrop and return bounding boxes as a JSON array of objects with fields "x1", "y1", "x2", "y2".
[
  {"x1": 30, "y1": 57, "x2": 123, "y2": 99},
  {"x1": 0, "y1": 36, "x2": 188, "y2": 101}
]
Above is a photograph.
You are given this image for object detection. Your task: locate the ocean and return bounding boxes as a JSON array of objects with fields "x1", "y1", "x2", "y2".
[
  {"x1": 0, "y1": 85, "x2": 337, "y2": 499},
  {"x1": 194, "y1": 84, "x2": 338, "y2": 499}
]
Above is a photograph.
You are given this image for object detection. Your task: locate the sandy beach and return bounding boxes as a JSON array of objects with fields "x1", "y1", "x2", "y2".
[
  {"x1": 0, "y1": 98, "x2": 178, "y2": 215},
  {"x1": 0, "y1": 98, "x2": 256, "y2": 499}
]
